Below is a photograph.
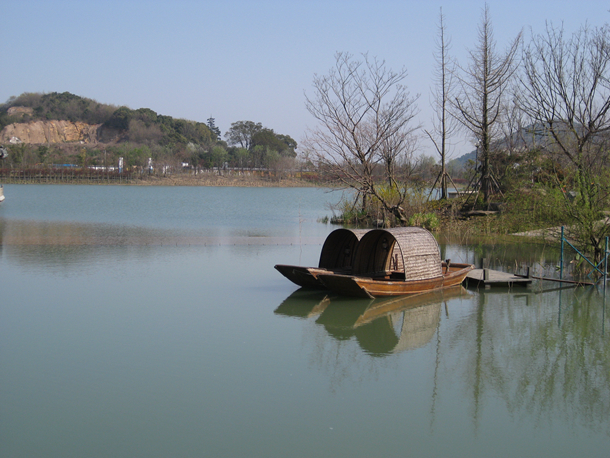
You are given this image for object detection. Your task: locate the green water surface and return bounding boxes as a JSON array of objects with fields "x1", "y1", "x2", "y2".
[{"x1": 0, "y1": 184, "x2": 608, "y2": 458}]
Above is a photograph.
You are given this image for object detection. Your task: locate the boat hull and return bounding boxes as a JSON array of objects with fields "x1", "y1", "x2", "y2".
[
  {"x1": 318, "y1": 263, "x2": 474, "y2": 298},
  {"x1": 274, "y1": 264, "x2": 349, "y2": 289}
]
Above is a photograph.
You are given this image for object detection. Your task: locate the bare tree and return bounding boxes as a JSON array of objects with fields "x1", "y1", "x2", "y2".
[
  {"x1": 454, "y1": 4, "x2": 522, "y2": 204},
  {"x1": 304, "y1": 52, "x2": 420, "y2": 223},
  {"x1": 518, "y1": 23, "x2": 610, "y2": 259},
  {"x1": 426, "y1": 7, "x2": 459, "y2": 200}
]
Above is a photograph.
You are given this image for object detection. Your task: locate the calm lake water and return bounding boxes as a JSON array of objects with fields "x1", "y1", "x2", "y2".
[{"x1": 0, "y1": 184, "x2": 608, "y2": 458}]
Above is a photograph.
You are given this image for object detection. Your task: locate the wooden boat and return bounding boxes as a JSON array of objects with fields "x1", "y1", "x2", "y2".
[
  {"x1": 274, "y1": 228, "x2": 368, "y2": 288},
  {"x1": 317, "y1": 227, "x2": 474, "y2": 298}
]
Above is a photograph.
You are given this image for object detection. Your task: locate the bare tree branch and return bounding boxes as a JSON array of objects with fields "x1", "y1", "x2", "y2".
[
  {"x1": 304, "y1": 52, "x2": 420, "y2": 223},
  {"x1": 453, "y1": 4, "x2": 522, "y2": 204},
  {"x1": 517, "y1": 22, "x2": 610, "y2": 259},
  {"x1": 428, "y1": 7, "x2": 459, "y2": 199}
]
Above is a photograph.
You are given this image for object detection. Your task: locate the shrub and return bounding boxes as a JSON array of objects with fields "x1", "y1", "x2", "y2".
[{"x1": 408, "y1": 213, "x2": 440, "y2": 231}]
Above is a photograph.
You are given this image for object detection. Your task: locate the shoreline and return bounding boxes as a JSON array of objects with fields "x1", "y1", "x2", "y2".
[
  {"x1": 133, "y1": 175, "x2": 325, "y2": 187},
  {"x1": 0, "y1": 174, "x2": 328, "y2": 188}
]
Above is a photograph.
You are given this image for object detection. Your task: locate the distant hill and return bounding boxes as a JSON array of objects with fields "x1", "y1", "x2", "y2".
[
  {"x1": 0, "y1": 91, "x2": 297, "y2": 171},
  {"x1": 0, "y1": 92, "x2": 216, "y2": 147},
  {"x1": 446, "y1": 150, "x2": 476, "y2": 175},
  {"x1": 449, "y1": 150, "x2": 476, "y2": 167},
  {"x1": 446, "y1": 124, "x2": 554, "y2": 173}
]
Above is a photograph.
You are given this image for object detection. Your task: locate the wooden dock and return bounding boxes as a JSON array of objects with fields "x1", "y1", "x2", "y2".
[
  {"x1": 465, "y1": 268, "x2": 596, "y2": 288},
  {"x1": 466, "y1": 269, "x2": 533, "y2": 287}
]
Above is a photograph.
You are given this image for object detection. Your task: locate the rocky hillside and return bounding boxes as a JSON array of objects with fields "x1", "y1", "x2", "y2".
[{"x1": 0, "y1": 120, "x2": 102, "y2": 144}]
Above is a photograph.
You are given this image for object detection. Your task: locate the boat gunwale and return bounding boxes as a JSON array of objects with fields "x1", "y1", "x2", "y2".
[{"x1": 318, "y1": 263, "x2": 474, "y2": 297}]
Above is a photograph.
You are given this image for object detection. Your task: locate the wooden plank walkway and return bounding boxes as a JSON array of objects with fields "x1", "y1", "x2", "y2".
[{"x1": 466, "y1": 269, "x2": 533, "y2": 287}]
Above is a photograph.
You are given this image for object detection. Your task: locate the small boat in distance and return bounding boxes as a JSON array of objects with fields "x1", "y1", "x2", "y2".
[
  {"x1": 317, "y1": 227, "x2": 474, "y2": 298},
  {"x1": 274, "y1": 228, "x2": 369, "y2": 289}
]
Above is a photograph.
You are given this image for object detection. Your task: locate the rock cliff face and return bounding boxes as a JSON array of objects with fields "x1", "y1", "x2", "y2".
[
  {"x1": 7, "y1": 106, "x2": 34, "y2": 117},
  {"x1": 0, "y1": 120, "x2": 102, "y2": 144}
]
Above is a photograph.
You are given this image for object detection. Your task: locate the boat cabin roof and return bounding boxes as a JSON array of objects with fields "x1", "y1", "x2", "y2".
[
  {"x1": 352, "y1": 227, "x2": 442, "y2": 280},
  {"x1": 318, "y1": 228, "x2": 368, "y2": 269}
]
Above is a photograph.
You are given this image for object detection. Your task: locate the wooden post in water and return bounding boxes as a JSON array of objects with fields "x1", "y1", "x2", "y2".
[
  {"x1": 560, "y1": 226, "x2": 565, "y2": 280},
  {"x1": 604, "y1": 236, "x2": 608, "y2": 292}
]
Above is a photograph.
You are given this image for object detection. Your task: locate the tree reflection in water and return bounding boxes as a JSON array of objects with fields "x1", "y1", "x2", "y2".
[
  {"x1": 464, "y1": 287, "x2": 610, "y2": 435},
  {"x1": 275, "y1": 284, "x2": 610, "y2": 435}
]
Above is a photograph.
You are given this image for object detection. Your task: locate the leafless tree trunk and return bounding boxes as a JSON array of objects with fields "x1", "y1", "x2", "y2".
[
  {"x1": 454, "y1": 4, "x2": 521, "y2": 205},
  {"x1": 304, "y1": 52, "x2": 420, "y2": 223},
  {"x1": 518, "y1": 23, "x2": 610, "y2": 260},
  {"x1": 426, "y1": 7, "x2": 459, "y2": 200}
]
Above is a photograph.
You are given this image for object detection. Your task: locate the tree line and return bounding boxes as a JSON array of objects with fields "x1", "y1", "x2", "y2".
[
  {"x1": 3, "y1": 5, "x2": 610, "y2": 259},
  {"x1": 0, "y1": 92, "x2": 299, "y2": 173},
  {"x1": 304, "y1": 4, "x2": 610, "y2": 259}
]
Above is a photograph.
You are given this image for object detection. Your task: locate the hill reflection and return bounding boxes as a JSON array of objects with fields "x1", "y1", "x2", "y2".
[
  {"x1": 0, "y1": 218, "x2": 166, "y2": 269},
  {"x1": 0, "y1": 217, "x2": 326, "y2": 270}
]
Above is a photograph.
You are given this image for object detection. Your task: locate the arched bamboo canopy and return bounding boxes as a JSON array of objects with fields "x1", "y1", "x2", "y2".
[
  {"x1": 352, "y1": 227, "x2": 442, "y2": 280},
  {"x1": 318, "y1": 228, "x2": 368, "y2": 269}
]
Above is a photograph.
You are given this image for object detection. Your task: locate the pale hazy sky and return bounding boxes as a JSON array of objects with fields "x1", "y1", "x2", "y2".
[{"x1": 2, "y1": 0, "x2": 608, "y2": 158}]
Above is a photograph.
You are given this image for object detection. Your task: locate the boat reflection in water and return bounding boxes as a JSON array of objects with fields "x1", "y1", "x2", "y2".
[
  {"x1": 275, "y1": 286, "x2": 470, "y2": 356},
  {"x1": 274, "y1": 289, "x2": 332, "y2": 319}
]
